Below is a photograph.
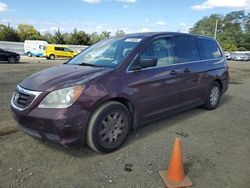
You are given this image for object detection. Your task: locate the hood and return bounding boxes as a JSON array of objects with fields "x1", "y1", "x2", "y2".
[
  {"x1": 6, "y1": 50, "x2": 19, "y2": 56},
  {"x1": 20, "y1": 64, "x2": 112, "y2": 91}
]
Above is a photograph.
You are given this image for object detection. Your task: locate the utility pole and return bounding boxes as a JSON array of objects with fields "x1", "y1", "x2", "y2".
[{"x1": 214, "y1": 20, "x2": 218, "y2": 39}]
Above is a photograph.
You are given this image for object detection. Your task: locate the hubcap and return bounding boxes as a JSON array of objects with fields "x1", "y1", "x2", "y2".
[
  {"x1": 9, "y1": 57, "x2": 15, "y2": 63},
  {"x1": 210, "y1": 86, "x2": 220, "y2": 106},
  {"x1": 100, "y1": 112, "x2": 125, "y2": 145}
]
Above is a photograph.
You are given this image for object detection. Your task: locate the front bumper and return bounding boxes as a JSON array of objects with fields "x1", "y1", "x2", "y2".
[{"x1": 11, "y1": 106, "x2": 89, "y2": 146}]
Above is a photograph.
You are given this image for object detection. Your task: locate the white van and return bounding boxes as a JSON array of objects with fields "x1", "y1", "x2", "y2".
[{"x1": 24, "y1": 40, "x2": 48, "y2": 57}]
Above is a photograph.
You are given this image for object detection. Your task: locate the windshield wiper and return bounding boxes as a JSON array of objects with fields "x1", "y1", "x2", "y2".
[{"x1": 77, "y1": 62, "x2": 101, "y2": 67}]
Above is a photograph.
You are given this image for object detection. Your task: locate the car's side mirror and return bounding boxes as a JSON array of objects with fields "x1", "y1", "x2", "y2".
[
  {"x1": 131, "y1": 54, "x2": 157, "y2": 71},
  {"x1": 140, "y1": 58, "x2": 157, "y2": 68}
]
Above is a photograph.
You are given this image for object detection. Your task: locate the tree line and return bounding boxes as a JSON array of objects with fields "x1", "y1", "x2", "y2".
[
  {"x1": 0, "y1": 24, "x2": 125, "y2": 45},
  {"x1": 190, "y1": 10, "x2": 250, "y2": 51}
]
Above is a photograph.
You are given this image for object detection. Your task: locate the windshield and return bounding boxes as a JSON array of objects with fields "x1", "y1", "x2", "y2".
[{"x1": 67, "y1": 37, "x2": 142, "y2": 68}]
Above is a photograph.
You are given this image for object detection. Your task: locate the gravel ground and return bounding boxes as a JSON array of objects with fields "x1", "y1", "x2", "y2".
[{"x1": 0, "y1": 57, "x2": 250, "y2": 188}]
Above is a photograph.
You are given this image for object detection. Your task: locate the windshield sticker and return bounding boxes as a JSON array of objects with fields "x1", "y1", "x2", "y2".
[{"x1": 125, "y1": 38, "x2": 142, "y2": 42}]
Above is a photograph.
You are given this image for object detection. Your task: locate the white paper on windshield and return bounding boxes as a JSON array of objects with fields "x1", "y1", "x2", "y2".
[{"x1": 125, "y1": 38, "x2": 142, "y2": 42}]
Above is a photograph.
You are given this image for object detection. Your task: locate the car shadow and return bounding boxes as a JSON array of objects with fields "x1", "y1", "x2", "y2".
[
  {"x1": 220, "y1": 94, "x2": 232, "y2": 106},
  {"x1": 38, "y1": 140, "x2": 97, "y2": 158}
]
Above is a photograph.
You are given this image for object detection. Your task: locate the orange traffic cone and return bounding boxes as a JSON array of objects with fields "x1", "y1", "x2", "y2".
[{"x1": 159, "y1": 137, "x2": 192, "y2": 188}]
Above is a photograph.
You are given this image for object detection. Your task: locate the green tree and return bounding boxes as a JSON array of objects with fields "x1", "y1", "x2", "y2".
[
  {"x1": 241, "y1": 33, "x2": 250, "y2": 50},
  {"x1": 42, "y1": 32, "x2": 54, "y2": 43},
  {"x1": 0, "y1": 24, "x2": 20, "y2": 41},
  {"x1": 90, "y1": 32, "x2": 105, "y2": 44},
  {"x1": 244, "y1": 13, "x2": 250, "y2": 33},
  {"x1": 190, "y1": 10, "x2": 250, "y2": 51},
  {"x1": 63, "y1": 32, "x2": 72, "y2": 44},
  {"x1": 68, "y1": 28, "x2": 91, "y2": 45},
  {"x1": 189, "y1": 14, "x2": 223, "y2": 37},
  {"x1": 69, "y1": 28, "x2": 79, "y2": 44},
  {"x1": 115, "y1": 30, "x2": 125, "y2": 37},
  {"x1": 17, "y1": 24, "x2": 41, "y2": 41},
  {"x1": 77, "y1": 31, "x2": 91, "y2": 45},
  {"x1": 52, "y1": 29, "x2": 65, "y2": 44},
  {"x1": 101, "y1": 31, "x2": 111, "y2": 38}
]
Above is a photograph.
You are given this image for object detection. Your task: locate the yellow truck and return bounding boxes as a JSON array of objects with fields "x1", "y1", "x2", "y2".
[{"x1": 44, "y1": 45, "x2": 77, "y2": 60}]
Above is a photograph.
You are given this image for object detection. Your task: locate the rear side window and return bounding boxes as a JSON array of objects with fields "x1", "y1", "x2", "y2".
[
  {"x1": 198, "y1": 38, "x2": 222, "y2": 60},
  {"x1": 172, "y1": 36, "x2": 200, "y2": 63}
]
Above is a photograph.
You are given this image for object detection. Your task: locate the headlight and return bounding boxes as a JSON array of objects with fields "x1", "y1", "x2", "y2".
[{"x1": 38, "y1": 85, "x2": 85, "y2": 108}]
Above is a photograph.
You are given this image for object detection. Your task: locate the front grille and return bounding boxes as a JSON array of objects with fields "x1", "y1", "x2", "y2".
[
  {"x1": 11, "y1": 85, "x2": 42, "y2": 111},
  {"x1": 15, "y1": 91, "x2": 36, "y2": 108}
]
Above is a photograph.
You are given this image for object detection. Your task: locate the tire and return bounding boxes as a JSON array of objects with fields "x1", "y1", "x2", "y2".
[
  {"x1": 203, "y1": 82, "x2": 221, "y2": 110},
  {"x1": 49, "y1": 54, "x2": 55, "y2": 60},
  {"x1": 86, "y1": 101, "x2": 131, "y2": 153},
  {"x1": 8, "y1": 56, "x2": 17, "y2": 64},
  {"x1": 27, "y1": 52, "x2": 32, "y2": 57}
]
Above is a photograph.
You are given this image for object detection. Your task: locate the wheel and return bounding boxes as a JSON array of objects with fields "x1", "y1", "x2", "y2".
[
  {"x1": 203, "y1": 82, "x2": 221, "y2": 110},
  {"x1": 86, "y1": 101, "x2": 131, "y2": 153},
  {"x1": 27, "y1": 52, "x2": 32, "y2": 57},
  {"x1": 8, "y1": 56, "x2": 17, "y2": 64},
  {"x1": 49, "y1": 54, "x2": 55, "y2": 60}
]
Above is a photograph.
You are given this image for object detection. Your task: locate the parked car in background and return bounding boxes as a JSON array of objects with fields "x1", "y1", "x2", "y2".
[
  {"x1": 224, "y1": 51, "x2": 231, "y2": 60},
  {"x1": 231, "y1": 51, "x2": 250, "y2": 61},
  {"x1": 24, "y1": 40, "x2": 48, "y2": 57},
  {"x1": 0, "y1": 48, "x2": 20, "y2": 63},
  {"x1": 44, "y1": 45, "x2": 78, "y2": 60},
  {"x1": 11, "y1": 32, "x2": 229, "y2": 153}
]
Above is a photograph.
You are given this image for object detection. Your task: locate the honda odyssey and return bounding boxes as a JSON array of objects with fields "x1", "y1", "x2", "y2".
[{"x1": 11, "y1": 32, "x2": 229, "y2": 153}]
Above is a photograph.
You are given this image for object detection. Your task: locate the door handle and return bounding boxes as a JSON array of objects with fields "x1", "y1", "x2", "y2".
[
  {"x1": 183, "y1": 68, "x2": 191, "y2": 73},
  {"x1": 170, "y1": 70, "x2": 177, "y2": 75}
]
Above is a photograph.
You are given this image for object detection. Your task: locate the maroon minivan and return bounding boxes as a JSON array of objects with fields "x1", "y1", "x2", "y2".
[{"x1": 11, "y1": 32, "x2": 229, "y2": 153}]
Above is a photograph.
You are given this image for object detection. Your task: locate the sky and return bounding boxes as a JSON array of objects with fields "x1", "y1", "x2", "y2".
[{"x1": 0, "y1": 0, "x2": 249, "y2": 34}]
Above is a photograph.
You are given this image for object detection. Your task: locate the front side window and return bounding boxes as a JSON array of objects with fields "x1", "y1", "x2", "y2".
[
  {"x1": 141, "y1": 38, "x2": 175, "y2": 67},
  {"x1": 67, "y1": 37, "x2": 142, "y2": 68},
  {"x1": 199, "y1": 38, "x2": 222, "y2": 60},
  {"x1": 172, "y1": 36, "x2": 200, "y2": 63},
  {"x1": 39, "y1": 45, "x2": 45, "y2": 50},
  {"x1": 55, "y1": 47, "x2": 63, "y2": 51},
  {"x1": 64, "y1": 48, "x2": 74, "y2": 52}
]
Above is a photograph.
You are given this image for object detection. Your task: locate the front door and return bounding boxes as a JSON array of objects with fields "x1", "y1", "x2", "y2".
[
  {"x1": 63, "y1": 47, "x2": 73, "y2": 58},
  {"x1": 54, "y1": 47, "x2": 64, "y2": 58},
  {"x1": 128, "y1": 38, "x2": 183, "y2": 123}
]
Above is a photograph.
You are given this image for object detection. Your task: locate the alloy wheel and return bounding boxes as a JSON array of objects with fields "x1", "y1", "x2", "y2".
[
  {"x1": 8, "y1": 57, "x2": 16, "y2": 63},
  {"x1": 210, "y1": 86, "x2": 220, "y2": 106},
  {"x1": 99, "y1": 112, "x2": 126, "y2": 145}
]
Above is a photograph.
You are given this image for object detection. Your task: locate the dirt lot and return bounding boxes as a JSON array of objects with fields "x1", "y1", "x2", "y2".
[{"x1": 0, "y1": 57, "x2": 250, "y2": 188}]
